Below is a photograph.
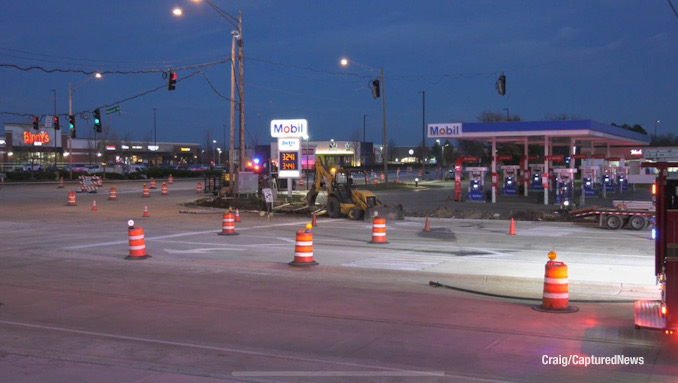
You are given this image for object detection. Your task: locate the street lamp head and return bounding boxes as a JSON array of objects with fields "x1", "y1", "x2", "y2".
[{"x1": 173, "y1": 8, "x2": 183, "y2": 16}]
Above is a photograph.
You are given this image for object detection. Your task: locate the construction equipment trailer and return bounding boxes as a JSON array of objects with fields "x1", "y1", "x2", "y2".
[{"x1": 569, "y1": 200, "x2": 654, "y2": 230}]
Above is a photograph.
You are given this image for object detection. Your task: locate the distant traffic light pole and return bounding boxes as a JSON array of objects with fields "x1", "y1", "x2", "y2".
[
  {"x1": 51, "y1": 89, "x2": 58, "y2": 169},
  {"x1": 68, "y1": 73, "x2": 102, "y2": 179},
  {"x1": 340, "y1": 58, "x2": 388, "y2": 182}
]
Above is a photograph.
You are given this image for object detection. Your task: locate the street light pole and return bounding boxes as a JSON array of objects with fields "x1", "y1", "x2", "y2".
[
  {"x1": 363, "y1": 114, "x2": 367, "y2": 168},
  {"x1": 237, "y1": 10, "x2": 245, "y2": 171},
  {"x1": 153, "y1": 108, "x2": 157, "y2": 166},
  {"x1": 381, "y1": 67, "x2": 388, "y2": 182},
  {"x1": 68, "y1": 83, "x2": 73, "y2": 180},
  {"x1": 51, "y1": 89, "x2": 57, "y2": 169},
  {"x1": 229, "y1": 29, "x2": 237, "y2": 190},
  {"x1": 654, "y1": 120, "x2": 660, "y2": 143},
  {"x1": 419, "y1": 90, "x2": 425, "y2": 177}
]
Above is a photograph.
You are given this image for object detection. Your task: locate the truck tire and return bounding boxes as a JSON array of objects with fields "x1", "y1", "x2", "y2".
[
  {"x1": 347, "y1": 206, "x2": 363, "y2": 221},
  {"x1": 327, "y1": 197, "x2": 341, "y2": 218},
  {"x1": 628, "y1": 216, "x2": 646, "y2": 231},
  {"x1": 605, "y1": 215, "x2": 622, "y2": 230}
]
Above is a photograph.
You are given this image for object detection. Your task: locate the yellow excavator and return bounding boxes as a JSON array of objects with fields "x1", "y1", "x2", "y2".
[{"x1": 306, "y1": 156, "x2": 404, "y2": 221}]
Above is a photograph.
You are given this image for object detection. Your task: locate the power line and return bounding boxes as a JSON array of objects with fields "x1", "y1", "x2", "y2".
[
  {"x1": 0, "y1": 59, "x2": 229, "y2": 76},
  {"x1": 668, "y1": 0, "x2": 678, "y2": 18}
]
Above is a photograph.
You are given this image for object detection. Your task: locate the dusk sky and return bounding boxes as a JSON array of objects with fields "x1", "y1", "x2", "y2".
[{"x1": 1, "y1": 0, "x2": 676, "y2": 149}]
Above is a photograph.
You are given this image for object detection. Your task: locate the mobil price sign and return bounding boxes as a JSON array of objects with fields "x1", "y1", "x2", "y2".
[
  {"x1": 428, "y1": 123, "x2": 463, "y2": 138},
  {"x1": 271, "y1": 119, "x2": 308, "y2": 138}
]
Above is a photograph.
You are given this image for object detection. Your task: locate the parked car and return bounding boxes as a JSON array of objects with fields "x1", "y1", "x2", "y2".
[
  {"x1": 63, "y1": 164, "x2": 88, "y2": 173},
  {"x1": 128, "y1": 165, "x2": 147, "y2": 173},
  {"x1": 187, "y1": 164, "x2": 209, "y2": 172},
  {"x1": 21, "y1": 164, "x2": 42, "y2": 172}
]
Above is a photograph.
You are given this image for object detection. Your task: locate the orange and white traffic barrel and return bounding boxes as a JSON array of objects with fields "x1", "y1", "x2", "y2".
[
  {"x1": 57, "y1": 177, "x2": 64, "y2": 188},
  {"x1": 142, "y1": 184, "x2": 150, "y2": 198},
  {"x1": 369, "y1": 217, "x2": 388, "y2": 244},
  {"x1": 67, "y1": 191, "x2": 77, "y2": 206},
  {"x1": 150, "y1": 178, "x2": 157, "y2": 189},
  {"x1": 289, "y1": 223, "x2": 318, "y2": 266},
  {"x1": 533, "y1": 251, "x2": 578, "y2": 313},
  {"x1": 126, "y1": 222, "x2": 150, "y2": 260},
  {"x1": 161, "y1": 182, "x2": 168, "y2": 196},
  {"x1": 168, "y1": 174, "x2": 174, "y2": 184},
  {"x1": 218, "y1": 211, "x2": 238, "y2": 235},
  {"x1": 196, "y1": 181, "x2": 202, "y2": 193},
  {"x1": 108, "y1": 186, "x2": 117, "y2": 200}
]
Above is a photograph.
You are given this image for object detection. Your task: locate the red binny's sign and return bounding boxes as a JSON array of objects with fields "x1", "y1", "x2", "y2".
[{"x1": 24, "y1": 131, "x2": 50, "y2": 145}]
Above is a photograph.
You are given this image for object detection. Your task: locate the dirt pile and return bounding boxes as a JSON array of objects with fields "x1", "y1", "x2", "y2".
[{"x1": 406, "y1": 205, "x2": 565, "y2": 221}]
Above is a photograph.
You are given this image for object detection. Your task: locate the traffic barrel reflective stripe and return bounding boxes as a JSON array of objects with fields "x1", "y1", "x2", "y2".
[
  {"x1": 370, "y1": 218, "x2": 388, "y2": 244},
  {"x1": 161, "y1": 182, "x2": 168, "y2": 196},
  {"x1": 108, "y1": 186, "x2": 117, "y2": 200},
  {"x1": 542, "y1": 261, "x2": 569, "y2": 309},
  {"x1": 289, "y1": 229, "x2": 318, "y2": 266},
  {"x1": 142, "y1": 184, "x2": 150, "y2": 197},
  {"x1": 67, "y1": 191, "x2": 76, "y2": 206},
  {"x1": 126, "y1": 226, "x2": 150, "y2": 260},
  {"x1": 218, "y1": 212, "x2": 238, "y2": 235}
]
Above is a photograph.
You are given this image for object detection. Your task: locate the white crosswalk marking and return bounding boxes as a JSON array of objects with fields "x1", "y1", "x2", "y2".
[{"x1": 342, "y1": 255, "x2": 448, "y2": 271}]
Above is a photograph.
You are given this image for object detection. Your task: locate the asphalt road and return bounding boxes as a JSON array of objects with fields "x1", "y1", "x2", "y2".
[{"x1": 0, "y1": 179, "x2": 675, "y2": 382}]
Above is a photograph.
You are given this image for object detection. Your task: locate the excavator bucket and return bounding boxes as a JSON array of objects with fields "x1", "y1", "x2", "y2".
[{"x1": 365, "y1": 203, "x2": 405, "y2": 221}]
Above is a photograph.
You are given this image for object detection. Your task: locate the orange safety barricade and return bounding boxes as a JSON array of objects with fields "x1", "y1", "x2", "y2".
[
  {"x1": 161, "y1": 182, "x2": 168, "y2": 196},
  {"x1": 67, "y1": 191, "x2": 77, "y2": 206},
  {"x1": 142, "y1": 184, "x2": 150, "y2": 198},
  {"x1": 370, "y1": 217, "x2": 388, "y2": 244},
  {"x1": 150, "y1": 179, "x2": 157, "y2": 189},
  {"x1": 108, "y1": 186, "x2": 117, "y2": 200},
  {"x1": 289, "y1": 224, "x2": 317, "y2": 266},
  {"x1": 218, "y1": 212, "x2": 237, "y2": 235},
  {"x1": 126, "y1": 226, "x2": 150, "y2": 260},
  {"x1": 542, "y1": 252, "x2": 569, "y2": 310},
  {"x1": 196, "y1": 181, "x2": 202, "y2": 193}
]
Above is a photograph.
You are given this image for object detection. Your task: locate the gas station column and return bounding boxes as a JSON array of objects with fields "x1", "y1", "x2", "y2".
[
  {"x1": 543, "y1": 136, "x2": 549, "y2": 205},
  {"x1": 491, "y1": 137, "x2": 497, "y2": 203}
]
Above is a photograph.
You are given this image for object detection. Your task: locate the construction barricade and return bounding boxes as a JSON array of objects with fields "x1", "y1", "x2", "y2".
[
  {"x1": 161, "y1": 182, "x2": 168, "y2": 196},
  {"x1": 369, "y1": 217, "x2": 388, "y2": 244},
  {"x1": 218, "y1": 211, "x2": 238, "y2": 235},
  {"x1": 290, "y1": 223, "x2": 317, "y2": 266},
  {"x1": 108, "y1": 186, "x2": 117, "y2": 200},
  {"x1": 533, "y1": 251, "x2": 578, "y2": 313},
  {"x1": 126, "y1": 223, "x2": 150, "y2": 260},
  {"x1": 66, "y1": 191, "x2": 77, "y2": 206}
]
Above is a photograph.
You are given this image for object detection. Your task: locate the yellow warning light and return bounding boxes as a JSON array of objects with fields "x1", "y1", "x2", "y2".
[
  {"x1": 652, "y1": 182, "x2": 656, "y2": 195},
  {"x1": 547, "y1": 251, "x2": 557, "y2": 261},
  {"x1": 305, "y1": 223, "x2": 313, "y2": 231},
  {"x1": 330, "y1": 167, "x2": 336, "y2": 174},
  {"x1": 661, "y1": 304, "x2": 667, "y2": 316}
]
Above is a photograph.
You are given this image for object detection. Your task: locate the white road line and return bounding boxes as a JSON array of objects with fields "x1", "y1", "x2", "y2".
[{"x1": 63, "y1": 221, "x2": 303, "y2": 250}]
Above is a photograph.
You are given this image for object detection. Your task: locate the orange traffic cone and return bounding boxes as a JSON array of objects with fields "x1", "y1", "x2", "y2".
[
  {"x1": 143, "y1": 205, "x2": 149, "y2": 218},
  {"x1": 423, "y1": 216, "x2": 430, "y2": 232},
  {"x1": 508, "y1": 218, "x2": 516, "y2": 235},
  {"x1": 92, "y1": 200, "x2": 98, "y2": 211},
  {"x1": 235, "y1": 208, "x2": 241, "y2": 222}
]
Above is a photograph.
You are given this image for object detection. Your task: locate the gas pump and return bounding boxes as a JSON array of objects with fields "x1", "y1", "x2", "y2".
[
  {"x1": 529, "y1": 164, "x2": 544, "y2": 191},
  {"x1": 500, "y1": 165, "x2": 520, "y2": 196},
  {"x1": 580, "y1": 166, "x2": 599, "y2": 197},
  {"x1": 601, "y1": 165, "x2": 616, "y2": 193},
  {"x1": 554, "y1": 168, "x2": 577, "y2": 208},
  {"x1": 616, "y1": 167, "x2": 629, "y2": 192},
  {"x1": 635, "y1": 162, "x2": 678, "y2": 335},
  {"x1": 466, "y1": 167, "x2": 487, "y2": 202}
]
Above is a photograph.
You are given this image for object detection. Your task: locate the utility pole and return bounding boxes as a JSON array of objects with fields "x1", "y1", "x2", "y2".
[
  {"x1": 237, "y1": 11, "x2": 245, "y2": 171},
  {"x1": 51, "y1": 89, "x2": 57, "y2": 168},
  {"x1": 381, "y1": 67, "x2": 388, "y2": 182},
  {"x1": 363, "y1": 114, "x2": 367, "y2": 168},
  {"x1": 153, "y1": 108, "x2": 157, "y2": 166},
  {"x1": 419, "y1": 91, "x2": 425, "y2": 178}
]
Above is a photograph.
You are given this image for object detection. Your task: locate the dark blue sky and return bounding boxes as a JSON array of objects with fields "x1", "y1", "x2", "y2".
[{"x1": 1, "y1": 0, "x2": 676, "y2": 149}]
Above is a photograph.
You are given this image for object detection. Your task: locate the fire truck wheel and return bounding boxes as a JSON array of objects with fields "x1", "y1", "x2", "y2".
[
  {"x1": 605, "y1": 215, "x2": 622, "y2": 230},
  {"x1": 628, "y1": 216, "x2": 646, "y2": 231}
]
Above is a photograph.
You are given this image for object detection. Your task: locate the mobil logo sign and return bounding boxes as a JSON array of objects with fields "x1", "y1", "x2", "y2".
[
  {"x1": 427, "y1": 123, "x2": 463, "y2": 138},
  {"x1": 271, "y1": 119, "x2": 308, "y2": 138}
]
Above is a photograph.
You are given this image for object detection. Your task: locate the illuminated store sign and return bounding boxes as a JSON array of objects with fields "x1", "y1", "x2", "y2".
[{"x1": 24, "y1": 131, "x2": 50, "y2": 145}]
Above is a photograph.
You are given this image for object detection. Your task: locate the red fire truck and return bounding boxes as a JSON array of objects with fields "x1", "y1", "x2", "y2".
[{"x1": 635, "y1": 162, "x2": 678, "y2": 335}]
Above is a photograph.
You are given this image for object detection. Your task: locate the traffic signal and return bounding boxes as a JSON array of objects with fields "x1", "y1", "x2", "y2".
[
  {"x1": 53, "y1": 116, "x2": 60, "y2": 130},
  {"x1": 69, "y1": 115, "x2": 76, "y2": 138},
  {"x1": 371, "y1": 79, "x2": 380, "y2": 99},
  {"x1": 32, "y1": 116, "x2": 39, "y2": 130},
  {"x1": 93, "y1": 109, "x2": 102, "y2": 133},
  {"x1": 168, "y1": 70, "x2": 177, "y2": 91},
  {"x1": 496, "y1": 72, "x2": 506, "y2": 96}
]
